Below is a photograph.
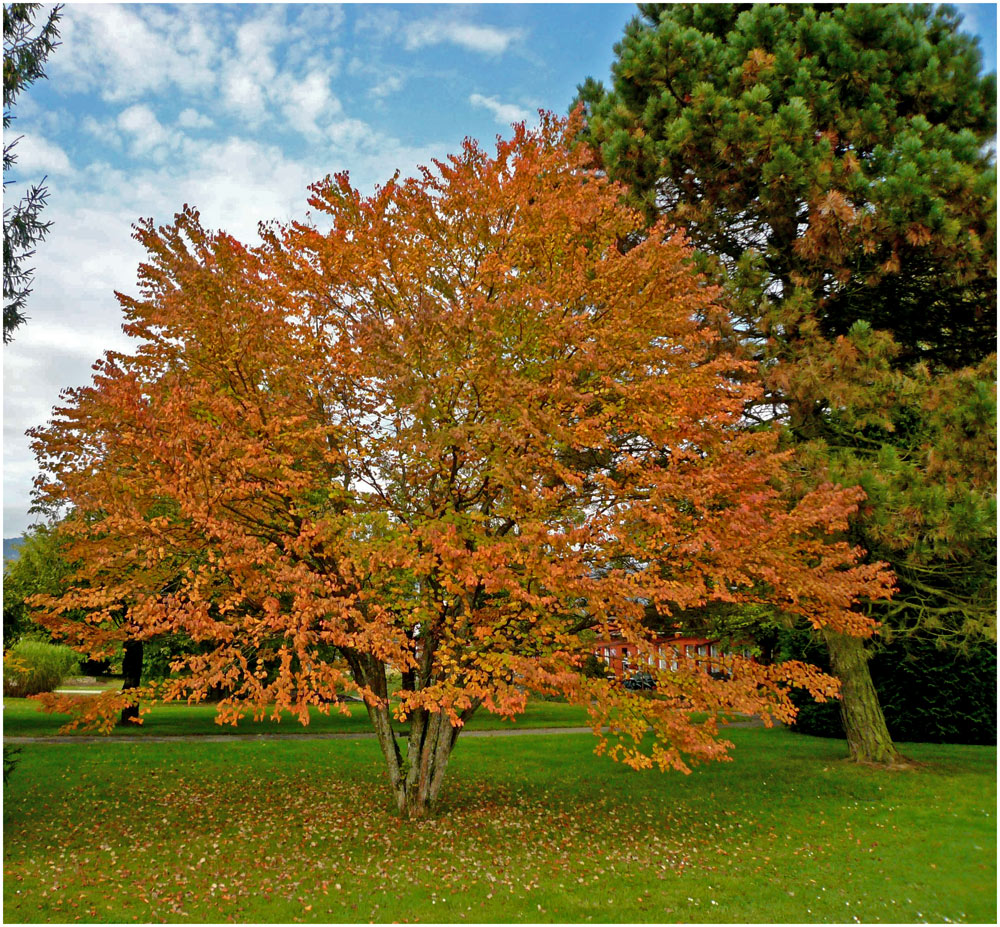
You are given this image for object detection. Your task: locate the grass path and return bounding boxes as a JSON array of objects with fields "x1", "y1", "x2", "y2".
[
  {"x1": 3, "y1": 719, "x2": 766, "y2": 745},
  {"x1": 3, "y1": 695, "x2": 760, "y2": 742},
  {"x1": 3, "y1": 725, "x2": 599, "y2": 744},
  {"x1": 3, "y1": 727, "x2": 995, "y2": 924}
]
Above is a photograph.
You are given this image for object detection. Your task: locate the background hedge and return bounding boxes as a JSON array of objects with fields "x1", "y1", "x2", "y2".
[{"x1": 784, "y1": 631, "x2": 997, "y2": 745}]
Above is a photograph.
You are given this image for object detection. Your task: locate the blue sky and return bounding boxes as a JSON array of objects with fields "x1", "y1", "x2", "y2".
[{"x1": 3, "y1": 2, "x2": 997, "y2": 536}]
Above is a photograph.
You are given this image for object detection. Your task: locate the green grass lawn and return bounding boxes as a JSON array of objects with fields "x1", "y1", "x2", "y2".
[
  {"x1": 3, "y1": 727, "x2": 995, "y2": 924},
  {"x1": 3, "y1": 696, "x2": 590, "y2": 737}
]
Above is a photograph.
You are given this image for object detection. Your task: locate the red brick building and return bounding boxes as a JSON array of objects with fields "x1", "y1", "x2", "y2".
[{"x1": 591, "y1": 634, "x2": 726, "y2": 679}]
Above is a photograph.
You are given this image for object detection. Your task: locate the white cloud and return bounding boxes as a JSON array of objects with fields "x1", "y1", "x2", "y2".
[
  {"x1": 221, "y1": 6, "x2": 285, "y2": 123},
  {"x1": 47, "y1": 6, "x2": 353, "y2": 143},
  {"x1": 327, "y1": 117, "x2": 381, "y2": 152},
  {"x1": 178, "y1": 108, "x2": 213, "y2": 130},
  {"x1": 233, "y1": 9, "x2": 281, "y2": 82},
  {"x1": 221, "y1": 68, "x2": 267, "y2": 122},
  {"x1": 10, "y1": 96, "x2": 65, "y2": 138},
  {"x1": 404, "y1": 20, "x2": 525, "y2": 55},
  {"x1": 279, "y1": 70, "x2": 339, "y2": 137},
  {"x1": 346, "y1": 55, "x2": 405, "y2": 100},
  {"x1": 290, "y1": 4, "x2": 346, "y2": 42},
  {"x1": 217, "y1": 8, "x2": 317, "y2": 129},
  {"x1": 3, "y1": 197, "x2": 144, "y2": 536},
  {"x1": 50, "y1": 5, "x2": 344, "y2": 136},
  {"x1": 354, "y1": 7, "x2": 399, "y2": 44},
  {"x1": 51, "y1": 5, "x2": 219, "y2": 102},
  {"x1": 81, "y1": 116, "x2": 123, "y2": 150},
  {"x1": 116, "y1": 104, "x2": 161, "y2": 139},
  {"x1": 469, "y1": 93, "x2": 532, "y2": 126},
  {"x1": 9, "y1": 134, "x2": 73, "y2": 176},
  {"x1": 370, "y1": 73, "x2": 404, "y2": 99},
  {"x1": 180, "y1": 137, "x2": 323, "y2": 234},
  {"x1": 117, "y1": 104, "x2": 175, "y2": 159}
]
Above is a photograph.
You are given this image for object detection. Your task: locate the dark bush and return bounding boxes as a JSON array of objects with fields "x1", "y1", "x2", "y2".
[
  {"x1": 580, "y1": 653, "x2": 607, "y2": 678},
  {"x1": 142, "y1": 637, "x2": 184, "y2": 682},
  {"x1": 783, "y1": 629, "x2": 997, "y2": 745},
  {"x1": 872, "y1": 640, "x2": 996, "y2": 745},
  {"x1": 79, "y1": 657, "x2": 111, "y2": 676},
  {"x1": 789, "y1": 688, "x2": 844, "y2": 738}
]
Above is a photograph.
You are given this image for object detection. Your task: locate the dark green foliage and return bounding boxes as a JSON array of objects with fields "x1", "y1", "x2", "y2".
[
  {"x1": 817, "y1": 353, "x2": 997, "y2": 645},
  {"x1": 578, "y1": 4, "x2": 996, "y2": 356},
  {"x1": 3, "y1": 2, "x2": 62, "y2": 342},
  {"x1": 579, "y1": 652, "x2": 607, "y2": 679},
  {"x1": 2, "y1": 744, "x2": 21, "y2": 785},
  {"x1": 79, "y1": 657, "x2": 111, "y2": 676},
  {"x1": 142, "y1": 635, "x2": 193, "y2": 682},
  {"x1": 786, "y1": 630, "x2": 997, "y2": 745},
  {"x1": 876, "y1": 641, "x2": 997, "y2": 745},
  {"x1": 790, "y1": 693, "x2": 845, "y2": 739}
]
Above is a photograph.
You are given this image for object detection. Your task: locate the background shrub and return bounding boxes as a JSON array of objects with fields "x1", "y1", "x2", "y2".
[
  {"x1": 579, "y1": 653, "x2": 609, "y2": 679},
  {"x1": 872, "y1": 640, "x2": 997, "y2": 745},
  {"x1": 142, "y1": 637, "x2": 186, "y2": 682},
  {"x1": 782, "y1": 629, "x2": 997, "y2": 745},
  {"x1": 79, "y1": 657, "x2": 111, "y2": 676},
  {"x1": 3, "y1": 640, "x2": 81, "y2": 697}
]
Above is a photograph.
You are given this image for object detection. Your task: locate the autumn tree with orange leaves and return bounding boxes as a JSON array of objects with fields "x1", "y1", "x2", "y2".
[{"x1": 29, "y1": 116, "x2": 891, "y2": 818}]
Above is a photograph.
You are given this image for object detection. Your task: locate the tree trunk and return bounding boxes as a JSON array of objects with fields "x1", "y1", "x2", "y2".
[
  {"x1": 405, "y1": 707, "x2": 465, "y2": 818},
  {"x1": 119, "y1": 638, "x2": 143, "y2": 726},
  {"x1": 823, "y1": 630, "x2": 909, "y2": 766},
  {"x1": 364, "y1": 701, "x2": 463, "y2": 819},
  {"x1": 344, "y1": 642, "x2": 476, "y2": 818}
]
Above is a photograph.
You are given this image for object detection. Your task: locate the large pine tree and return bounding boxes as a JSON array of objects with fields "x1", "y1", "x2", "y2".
[{"x1": 576, "y1": 2, "x2": 996, "y2": 764}]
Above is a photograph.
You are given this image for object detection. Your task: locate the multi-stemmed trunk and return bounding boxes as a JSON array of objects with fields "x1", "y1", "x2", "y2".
[
  {"x1": 368, "y1": 701, "x2": 464, "y2": 819},
  {"x1": 344, "y1": 648, "x2": 474, "y2": 819}
]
